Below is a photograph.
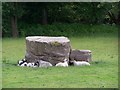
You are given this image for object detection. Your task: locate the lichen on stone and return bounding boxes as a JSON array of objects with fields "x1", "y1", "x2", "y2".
[{"x1": 51, "y1": 41, "x2": 61, "y2": 46}]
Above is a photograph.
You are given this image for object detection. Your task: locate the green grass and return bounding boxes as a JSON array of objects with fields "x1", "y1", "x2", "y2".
[{"x1": 2, "y1": 33, "x2": 118, "y2": 88}]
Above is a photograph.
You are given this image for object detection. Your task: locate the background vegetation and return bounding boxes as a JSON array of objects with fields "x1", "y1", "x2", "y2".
[{"x1": 2, "y1": 2, "x2": 120, "y2": 37}]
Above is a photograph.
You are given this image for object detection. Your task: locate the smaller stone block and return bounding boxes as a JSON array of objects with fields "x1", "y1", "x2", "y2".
[{"x1": 69, "y1": 49, "x2": 92, "y2": 62}]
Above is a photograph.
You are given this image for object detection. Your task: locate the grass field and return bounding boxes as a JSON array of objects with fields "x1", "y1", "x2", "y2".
[{"x1": 2, "y1": 33, "x2": 118, "y2": 88}]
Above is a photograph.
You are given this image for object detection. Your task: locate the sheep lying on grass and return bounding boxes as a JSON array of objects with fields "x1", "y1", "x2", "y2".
[
  {"x1": 55, "y1": 59, "x2": 68, "y2": 67},
  {"x1": 17, "y1": 59, "x2": 52, "y2": 68},
  {"x1": 19, "y1": 62, "x2": 27, "y2": 67},
  {"x1": 17, "y1": 59, "x2": 38, "y2": 67},
  {"x1": 35, "y1": 60, "x2": 53, "y2": 68},
  {"x1": 27, "y1": 62, "x2": 37, "y2": 67},
  {"x1": 17, "y1": 59, "x2": 27, "y2": 66},
  {"x1": 71, "y1": 60, "x2": 90, "y2": 66},
  {"x1": 18, "y1": 59, "x2": 90, "y2": 68}
]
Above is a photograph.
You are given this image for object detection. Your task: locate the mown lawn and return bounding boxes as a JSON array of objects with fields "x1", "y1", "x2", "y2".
[{"x1": 2, "y1": 33, "x2": 118, "y2": 88}]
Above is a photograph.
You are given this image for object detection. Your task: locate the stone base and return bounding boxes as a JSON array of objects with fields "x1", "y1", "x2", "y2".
[{"x1": 69, "y1": 49, "x2": 92, "y2": 62}]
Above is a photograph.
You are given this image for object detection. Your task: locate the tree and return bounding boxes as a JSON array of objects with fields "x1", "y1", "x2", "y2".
[
  {"x1": 2, "y1": 2, "x2": 119, "y2": 37},
  {"x1": 2, "y1": 2, "x2": 25, "y2": 37}
]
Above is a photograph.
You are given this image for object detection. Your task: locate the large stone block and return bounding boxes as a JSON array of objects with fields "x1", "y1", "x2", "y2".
[
  {"x1": 69, "y1": 49, "x2": 92, "y2": 62},
  {"x1": 25, "y1": 36, "x2": 71, "y2": 65}
]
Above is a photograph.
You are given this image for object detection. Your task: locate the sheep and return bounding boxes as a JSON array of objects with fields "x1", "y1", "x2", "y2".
[
  {"x1": 17, "y1": 59, "x2": 27, "y2": 66},
  {"x1": 17, "y1": 60, "x2": 23, "y2": 66},
  {"x1": 17, "y1": 58, "x2": 40, "y2": 67},
  {"x1": 19, "y1": 62, "x2": 28, "y2": 67},
  {"x1": 27, "y1": 62, "x2": 35, "y2": 67},
  {"x1": 36, "y1": 60, "x2": 53, "y2": 68},
  {"x1": 72, "y1": 60, "x2": 90, "y2": 66},
  {"x1": 17, "y1": 58, "x2": 35, "y2": 67},
  {"x1": 34, "y1": 61, "x2": 39, "y2": 67},
  {"x1": 55, "y1": 59, "x2": 68, "y2": 67}
]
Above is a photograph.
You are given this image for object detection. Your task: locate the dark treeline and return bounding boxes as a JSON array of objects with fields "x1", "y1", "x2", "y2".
[{"x1": 2, "y1": 2, "x2": 120, "y2": 37}]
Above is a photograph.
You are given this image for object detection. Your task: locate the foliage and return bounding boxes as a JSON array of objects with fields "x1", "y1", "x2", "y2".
[
  {"x1": 2, "y1": 2, "x2": 26, "y2": 37},
  {"x1": 2, "y1": 2, "x2": 25, "y2": 18},
  {"x1": 2, "y1": 2, "x2": 119, "y2": 37},
  {"x1": 3, "y1": 23, "x2": 117, "y2": 37},
  {"x1": 17, "y1": 23, "x2": 117, "y2": 37}
]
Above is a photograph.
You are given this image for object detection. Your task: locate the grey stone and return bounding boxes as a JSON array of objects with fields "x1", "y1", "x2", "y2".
[
  {"x1": 25, "y1": 36, "x2": 71, "y2": 66},
  {"x1": 69, "y1": 49, "x2": 92, "y2": 62}
]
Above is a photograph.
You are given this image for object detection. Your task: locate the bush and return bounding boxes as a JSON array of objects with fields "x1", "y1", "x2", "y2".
[{"x1": 3, "y1": 23, "x2": 118, "y2": 37}]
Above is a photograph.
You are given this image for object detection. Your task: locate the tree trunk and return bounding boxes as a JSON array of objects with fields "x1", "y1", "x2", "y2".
[
  {"x1": 11, "y1": 16, "x2": 19, "y2": 38},
  {"x1": 117, "y1": 11, "x2": 120, "y2": 24},
  {"x1": 42, "y1": 7, "x2": 47, "y2": 25},
  {"x1": 108, "y1": 11, "x2": 117, "y2": 24}
]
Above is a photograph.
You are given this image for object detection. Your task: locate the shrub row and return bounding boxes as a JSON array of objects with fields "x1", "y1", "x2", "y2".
[{"x1": 3, "y1": 23, "x2": 118, "y2": 37}]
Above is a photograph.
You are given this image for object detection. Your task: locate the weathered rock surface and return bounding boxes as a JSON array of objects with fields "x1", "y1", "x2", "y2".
[
  {"x1": 25, "y1": 36, "x2": 71, "y2": 65},
  {"x1": 69, "y1": 49, "x2": 92, "y2": 62}
]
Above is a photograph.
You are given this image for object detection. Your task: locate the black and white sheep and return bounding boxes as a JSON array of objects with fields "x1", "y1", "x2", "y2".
[
  {"x1": 17, "y1": 59, "x2": 27, "y2": 66},
  {"x1": 17, "y1": 59, "x2": 37, "y2": 67},
  {"x1": 18, "y1": 59, "x2": 53, "y2": 68}
]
